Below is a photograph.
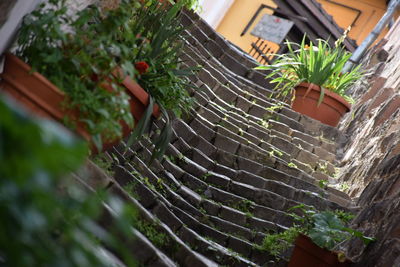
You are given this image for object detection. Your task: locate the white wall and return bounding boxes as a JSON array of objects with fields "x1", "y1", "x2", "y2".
[
  {"x1": 0, "y1": 0, "x2": 43, "y2": 56},
  {"x1": 197, "y1": 0, "x2": 234, "y2": 29}
]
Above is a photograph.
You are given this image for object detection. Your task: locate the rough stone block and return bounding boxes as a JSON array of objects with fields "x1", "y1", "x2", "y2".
[
  {"x1": 219, "y1": 206, "x2": 247, "y2": 226},
  {"x1": 204, "y1": 172, "x2": 231, "y2": 189},
  {"x1": 280, "y1": 106, "x2": 301, "y2": 122},
  {"x1": 248, "y1": 104, "x2": 267, "y2": 118},
  {"x1": 181, "y1": 173, "x2": 208, "y2": 191},
  {"x1": 201, "y1": 199, "x2": 221, "y2": 216},
  {"x1": 173, "y1": 138, "x2": 191, "y2": 154},
  {"x1": 374, "y1": 94, "x2": 400, "y2": 127},
  {"x1": 163, "y1": 159, "x2": 185, "y2": 179},
  {"x1": 271, "y1": 136, "x2": 296, "y2": 155},
  {"x1": 296, "y1": 149, "x2": 320, "y2": 169},
  {"x1": 207, "y1": 186, "x2": 241, "y2": 208},
  {"x1": 248, "y1": 125, "x2": 268, "y2": 139},
  {"x1": 220, "y1": 54, "x2": 248, "y2": 76},
  {"x1": 237, "y1": 156, "x2": 264, "y2": 175},
  {"x1": 215, "y1": 149, "x2": 237, "y2": 168},
  {"x1": 241, "y1": 131, "x2": 262, "y2": 145},
  {"x1": 230, "y1": 181, "x2": 260, "y2": 201},
  {"x1": 277, "y1": 114, "x2": 305, "y2": 132},
  {"x1": 151, "y1": 203, "x2": 183, "y2": 232},
  {"x1": 214, "y1": 134, "x2": 240, "y2": 154},
  {"x1": 178, "y1": 185, "x2": 203, "y2": 207},
  {"x1": 193, "y1": 136, "x2": 217, "y2": 157},
  {"x1": 291, "y1": 129, "x2": 319, "y2": 146},
  {"x1": 191, "y1": 148, "x2": 216, "y2": 171},
  {"x1": 214, "y1": 164, "x2": 238, "y2": 178},
  {"x1": 313, "y1": 146, "x2": 336, "y2": 163},
  {"x1": 208, "y1": 216, "x2": 253, "y2": 241},
  {"x1": 269, "y1": 120, "x2": 291, "y2": 136},
  {"x1": 180, "y1": 158, "x2": 209, "y2": 178},
  {"x1": 227, "y1": 236, "x2": 253, "y2": 258},
  {"x1": 247, "y1": 216, "x2": 276, "y2": 232},
  {"x1": 218, "y1": 126, "x2": 248, "y2": 145},
  {"x1": 173, "y1": 120, "x2": 198, "y2": 143},
  {"x1": 236, "y1": 96, "x2": 253, "y2": 113},
  {"x1": 292, "y1": 137, "x2": 314, "y2": 152},
  {"x1": 190, "y1": 118, "x2": 216, "y2": 142},
  {"x1": 236, "y1": 170, "x2": 267, "y2": 189},
  {"x1": 213, "y1": 84, "x2": 237, "y2": 103}
]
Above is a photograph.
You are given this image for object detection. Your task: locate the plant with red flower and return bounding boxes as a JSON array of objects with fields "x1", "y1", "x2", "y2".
[{"x1": 135, "y1": 61, "x2": 149, "y2": 75}]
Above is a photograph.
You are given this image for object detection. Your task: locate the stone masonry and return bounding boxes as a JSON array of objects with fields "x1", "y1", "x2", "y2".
[
  {"x1": 75, "y1": 9, "x2": 377, "y2": 266},
  {"x1": 27, "y1": 5, "x2": 400, "y2": 267}
]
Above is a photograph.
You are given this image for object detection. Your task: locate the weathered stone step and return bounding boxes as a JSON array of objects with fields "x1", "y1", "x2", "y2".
[
  {"x1": 181, "y1": 12, "x2": 269, "y2": 89},
  {"x1": 167, "y1": 117, "x2": 353, "y2": 208},
  {"x1": 122, "y1": 142, "x2": 291, "y2": 233},
  {"x1": 113, "y1": 147, "x2": 292, "y2": 266},
  {"x1": 73, "y1": 163, "x2": 213, "y2": 267},
  {"x1": 182, "y1": 42, "x2": 345, "y2": 151},
  {"x1": 111, "y1": 161, "x2": 260, "y2": 266},
  {"x1": 180, "y1": 20, "x2": 346, "y2": 144},
  {"x1": 190, "y1": 103, "x2": 338, "y2": 175},
  {"x1": 169, "y1": 138, "x2": 347, "y2": 213},
  {"x1": 176, "y1": 113, "x2": 338, "y2": 187}
]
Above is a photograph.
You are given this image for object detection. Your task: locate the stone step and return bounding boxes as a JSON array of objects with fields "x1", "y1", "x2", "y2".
[
  {"x1": 73, "y1": 164, "x2": 213, "y2": 267},
  {"x1": 182, "y1": 40, "x2": 346, "y2": 150},
  {"x1": 111, "y1": 148, "x2": 290, "y2": 266},
  {"x1": 180, "y1": 21, "x2": 346, "y2": 143},
  {"x1": 167, "y1": 117, "x2": 353, "y2": 208},
  {"x1": 123, "y1": 141, "x2": 291, "y2": 232},
  {"x1": 111, "y1": 161, "x2": 262, "y2": 266},
  {"x1": 177, "y1": 110, "x2": 340, "y2": 185},
  {"x1": 190, "y1": 103, "x2": 338, "y2": 175},
  {"x1": 180, "y1": 12, "x2": 270, "y2": 89}
]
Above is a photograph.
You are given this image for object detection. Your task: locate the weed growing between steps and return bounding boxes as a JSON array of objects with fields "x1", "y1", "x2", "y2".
[{"x1": 91, "y1": 153, "x2": 115, "y2": 177}]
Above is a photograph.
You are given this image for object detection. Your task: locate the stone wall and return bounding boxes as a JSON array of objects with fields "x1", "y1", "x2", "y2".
[
  {"x1": 337, "y1": 18, "x2": 400, "y2": 198},
  {"x1": 337, "y1": 18, "x2": 400, "y2": 265}
]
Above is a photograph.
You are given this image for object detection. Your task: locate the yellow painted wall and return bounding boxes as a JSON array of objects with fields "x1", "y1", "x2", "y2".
[
  {"x1": 216, "y1": 0, "x2": 279, "y2": 58},
  {"x1": 316, "y1": 0, "x2": 390, "y2": 45},
  {"x1": 216, "y1": 0, "x2": 397, "y2": 63}
]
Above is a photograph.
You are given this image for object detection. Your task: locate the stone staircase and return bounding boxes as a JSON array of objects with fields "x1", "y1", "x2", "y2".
[{"x1": 82, "y1": 10, "x2": 357, "y2": 266}]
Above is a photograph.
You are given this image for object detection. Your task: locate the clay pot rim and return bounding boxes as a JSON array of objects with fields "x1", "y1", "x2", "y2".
[
  {"x1": 3, "y1": 53, "x2": 67, "y2": 97},
  {"x1": 296, "y1": 82, "x2": 351, "y2": 111},
  {"x1": 294, "y1": 234, "x2": 352, "y2": 264}
]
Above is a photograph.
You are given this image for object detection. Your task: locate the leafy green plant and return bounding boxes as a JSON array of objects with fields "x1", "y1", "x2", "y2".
[
  {"x1": 0, "y1": 96, "x2": 138, "y2": 266},
  {"x1": 16, "y1": 0, "x2": 196, "y2": 158},
  {"x1": 130, "y1": 0, "x2": 197, "y2": 118},
  {"x1": 17, "y1": 0, "x2": 139, "y2": 149},
  {"x1": 287, "y1": 162, "x2": 298, "y2": 169},
  {"x1": 318, "y1": 179, "x2": 328, "y2": 189},
  {"x1": 256, "y1": 33, "x2": 362, "y2": 105},
  {"x1": 288, "y1": 204, "x2": 375, "y2": 250},
  {"x1": 259, "y1": 204, "x2": 374, "y2": 259},
  {"x1": 259, "y1": 227, "x2": 300, "y2": 258}
]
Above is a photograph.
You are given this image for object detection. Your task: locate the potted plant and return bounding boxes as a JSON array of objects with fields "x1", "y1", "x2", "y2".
[
  {"x1": 1, "y1": 0, "x2": 195, "y2": 155},
  {"x1": 256, "y1": 33, "x2": 362, "y2": 127},
  {"x1": 259, "y1": 205, "x2": 375, "y2": 266}
]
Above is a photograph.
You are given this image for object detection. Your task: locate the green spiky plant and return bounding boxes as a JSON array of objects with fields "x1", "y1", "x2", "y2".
[{"x1": 256, "y1": 33, "x2": 362, "y2": 105}]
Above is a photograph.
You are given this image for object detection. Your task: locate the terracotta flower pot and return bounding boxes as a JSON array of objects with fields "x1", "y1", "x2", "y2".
[
  {"x1": 291, "y1": 82, "x2": 351, "y2": 127},
  {"x1": 288, "y1": 234, "x2": 352, "y2": 267},
  {"x1": 0, "y1": 53, "x2": 159, "y2": 152}
]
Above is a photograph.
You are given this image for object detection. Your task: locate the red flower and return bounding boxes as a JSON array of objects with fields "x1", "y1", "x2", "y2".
[{"x1": 135, "y1": 61, "x2": 149, "y2": 75}]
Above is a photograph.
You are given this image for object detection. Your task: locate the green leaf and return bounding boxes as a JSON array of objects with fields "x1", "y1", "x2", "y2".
[{"x1": 126, "y1": 96, "x2": 154, "y2": 148}]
